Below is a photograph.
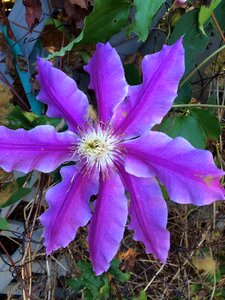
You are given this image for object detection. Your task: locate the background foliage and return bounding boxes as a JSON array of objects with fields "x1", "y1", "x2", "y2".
[{"x1": 0, "y1": 0, "x2": 225, "y2": 299}]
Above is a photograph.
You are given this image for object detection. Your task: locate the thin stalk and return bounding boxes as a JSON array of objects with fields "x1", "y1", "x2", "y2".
[
  {"x1": 173, "y1": 103, "x2": 225, "y2": 109},
  {"x1": 212, "y1": 12, "x2": 225, "y2": 43},
  {"x1": 180, "y1": 44, "x2": 225, "y2": 87}
]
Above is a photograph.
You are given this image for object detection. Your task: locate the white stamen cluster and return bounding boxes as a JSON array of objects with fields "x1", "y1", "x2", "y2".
[{"x1": 76, "y1": 125, "x2": 121, "y2": 172}]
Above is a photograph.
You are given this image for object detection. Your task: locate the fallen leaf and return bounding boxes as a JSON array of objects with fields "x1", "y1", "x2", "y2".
[
  {"x1": 22, "y1": 0, "x2": 42, "y2": 30},
  {"x1": 64, "y1": 0, "x2": 89, "y2": 29},
  {"x1": 192, "y1": 254, "x2": 217, "y2": 275},
  {"x1": 40, "y1": 24, "x2": 69, "y2": 52},
  {"x1": 117, "y1": 248, "x2": 138, "y2": 270},
  {"x1": 68, "y1": 0, "x2": 88, "y2": 9},
  {"x1": 0, "y1": 82, "x2": 13, "y2": 124}
]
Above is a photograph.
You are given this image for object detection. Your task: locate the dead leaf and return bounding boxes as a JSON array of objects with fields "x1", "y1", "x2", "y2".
[
  {"x1": 117, "y1": 248, "x2": 138, "y2": 271},
  {"x1": 22, "y1": 0, "x2": 42, "y2": 30},
  {"x1": 67, "y1": 0, "x2": 88, "y2": 9},
  {"x1": 64, "y1": 0, "x2": 89, "y2": 29},
  {"x1": 40, "y1": 24, "x2": 69, "y2": 52},
  {"x1": 0, "y1": 169, "x2": 16, "y2": 206},
  {"x1": 192, "y1": 254, "x2": 217, "y2": 275},
  {"x1": 0, "y1": 2, "x2": 15, "y2": 40},
  {"x1": 88, "y1": 104, "x2": 97, "y2": 121},
  {"x1": 0, "y1": 82, "x2": 13, "y2": 124}
]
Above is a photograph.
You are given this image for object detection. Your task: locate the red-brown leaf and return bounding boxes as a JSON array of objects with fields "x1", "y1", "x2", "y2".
[{"x1": 22, "y1": 0, "x2": 42, "y2": 30}]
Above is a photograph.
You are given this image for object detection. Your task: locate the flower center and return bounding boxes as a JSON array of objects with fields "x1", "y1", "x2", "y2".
[{"x1": 76, "y1": 125, "x2": 121, "y2": 172}]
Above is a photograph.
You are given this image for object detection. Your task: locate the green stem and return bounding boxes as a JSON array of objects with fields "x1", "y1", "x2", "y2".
[
  {"x1": 173, "y1": 103, "x2": 225, "y2": 109},
  {"x1": 180, "y1": 44, "x2": 225, "y2": 87}
]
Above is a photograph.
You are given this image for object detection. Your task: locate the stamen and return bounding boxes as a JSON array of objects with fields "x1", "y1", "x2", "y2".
[{"x1": 75, "y1": 123, "x2": 124, "y2": 176}]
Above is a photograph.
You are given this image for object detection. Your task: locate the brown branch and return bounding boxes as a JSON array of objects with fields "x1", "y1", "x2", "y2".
[{"x1": 212, "y1": 12, "x2": 225, "y2": 43}]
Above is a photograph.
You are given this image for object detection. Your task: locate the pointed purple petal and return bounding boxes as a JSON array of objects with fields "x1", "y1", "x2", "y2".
[
  {"x1": 40, "y1": 166, "x2": 99, "y2": 254},
  {"x1": 0, "y1": 125, "x2": 75, "y2": 173},
  {"x1": 112, "y1": 39, "x2": 185, "y2": 138},
  {"x1": 37, "y1": 58, "x2": 89, "y2": 131},
  {"x1": 84, "y1": 43, "x2": 128, "y2": 123},
  {"x1": 122, "y1": 131, "x2": 225, "y2": 205},
  {"x1": 88, "y1": 168, "x2": 128, "y2": 275},
  {"x1": 120, "y1": 168, "x2": 170, "y2": 262}
]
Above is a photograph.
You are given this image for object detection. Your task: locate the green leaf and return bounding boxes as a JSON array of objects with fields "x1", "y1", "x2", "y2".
[
  {"x1": 8, "y1": 106, "x2": 61, "y2": 129},
  {"x1": 132, "y1": 290, "x2": 147, "y2": 300},
  {"x1": 109, "y1": 259, "x2": 130, "y2": 283},
  {"x1": 129, "y1": 0, "x2": 166, "y2": 41},
  {"x1": 174, "y1": 81, "x2": 192, "y2": 104},
  {"x1": 199, "y1": 0, "x2": 222, "y2": 34},
  {"x1": 67, "y1": 259, "x2": 130, "y2": 299},
  {"x1": 160, "y1": 115, "x2": 207, "y2": 149},
  {"x1": 0, "y1": 217, "x2": 9, "y2": 230},
  {"x1": 8, "y1": 106, "x2": 33, "y2": 130},
  {"x1": 47, "y1": 0, "x2": 130, "y2": 59},
  {"x1": 190, "y1": 108, "x2": 220, "y2": 140},
  {"x1": 0, "y1": 187, "x2": 32, "y2": 208},
  {"x1": 67, "y1": 260, "x2": 110, "y2": 300},
  {"x1": 169, "y1": 9, "x2": 209, "y2": 74},
  {"x1": 214, "y1": 0, "x2": 225, "y2": 31},
  {"x1": 124, "y1": 64, "x2": 141, "y2": 85}
]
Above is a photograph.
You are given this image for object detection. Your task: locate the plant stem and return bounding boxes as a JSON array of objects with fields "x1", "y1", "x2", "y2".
[
  {"x1": 172, "y1": 103, "x2": 225, "y2": 109},
  {"x1": 212, "y1": 12, "x2": 225, "y2": 43},
  {"x1": 180, "y1": 44, "x2": 225, "y2": 87}
]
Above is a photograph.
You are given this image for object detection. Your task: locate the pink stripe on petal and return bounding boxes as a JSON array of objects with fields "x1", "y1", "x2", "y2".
[
  {"x1": 88, "y1": 168, "x2": 128, "y2": 275},
  {"x1": 0, "y1": 125, "x2": 75, "y2": 173},
  {"x1": 122, "y1": 132, "x2": 225, "y2": 205},
  {"x1": 112, "y1": 38, "x2": 185, "y2": 138},
  {"x1": 37, "y1": 58, "x2": 89, "y2": 131},
  {"x1": 84, "y1": 43, "x2": 128, "y2": 123},
  {"x1": 40, "y1": 166, "x2": 99, "y2": 254},
  {"x1": 120, "y1": 168, "x2": 170, "y2": 262}
]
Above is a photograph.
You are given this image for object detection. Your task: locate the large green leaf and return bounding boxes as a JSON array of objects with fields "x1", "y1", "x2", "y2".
[
  {"x1": 199, "y1": 0, "x2": 222, "y2": 34},
  {"x1": 0, "y1": 217, "x2": 9, "y2": 231},
  {"x1": 129, "y1": 0, "x2": 166, "y2": 41},
  {"x1": 160, "y1": 115, "x2": 207, "y2": 149},
  {"x1": 190, "y1": 108, "x2": 220, "y2": 140},
  {"x1": 169, "y1": 9, "x2": 209, "y2": 74},
  {"x1": 214, "y1": 0, "x2": 225, "y2": 31},
  {"x1": 174, "y1": 81, "x2": 192, "y2": 104},
  {"x1": 124, "y1": 63, "x2": 141, "y2": 85},
  {"x1": 47, "y1": 0, "x2": 131, "y2": 59}
]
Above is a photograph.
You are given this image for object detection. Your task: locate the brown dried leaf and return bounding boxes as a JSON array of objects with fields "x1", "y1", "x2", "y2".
[
  {"x1": 67, "y1": 0, "x2": 88, "y2": 9},
  {"x1": 40, "y1": 24, "x2": 69, "y2": 52},
  {"x1": 0, "y1": 169, "x2": 16, "y2": 207},
  {"x1": 88, "y1": 104, "x2": 97, "y2": 121},
  {"x1": 22, "y1": 0, "x2": 42, "y2": 30},
  {"x1": 192, "y1": 255, "x2": 217, "y2": 275},
  {"x1": 0, "y1": 82, "x2": 13, "y2": 125},
  {"x1": 0, "y1": 32, "x2": 7, "y2": 52},
  {"x1": 0, "y1": 2, "x2": 15, "y2": 40},
  {"x1": 64, "y1": 0, "x2": 89, "y2": 29},
  {"x1": 117, "y1": 248, "x2": 138, "y2": 270}
]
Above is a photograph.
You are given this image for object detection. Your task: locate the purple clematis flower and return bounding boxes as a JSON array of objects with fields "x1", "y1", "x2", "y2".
[{"x1": 0, "y1": 39, "x2": 224, "y2": 275}]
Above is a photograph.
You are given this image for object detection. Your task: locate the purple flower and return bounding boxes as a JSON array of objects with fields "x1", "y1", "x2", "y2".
[{"x1": 0, "y1": 39, "x2": 224, "y2": 275}]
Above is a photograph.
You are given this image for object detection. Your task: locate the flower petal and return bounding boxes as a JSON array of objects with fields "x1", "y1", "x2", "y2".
[
  {"x1": 122, "y1": 131, "x2": 225, "y2": 205},
  {"x1": 120, "y1": 168, "x2": 170, "y2": 262},
  {"x1": 40, "y1": 166, "x2": 99, "y2": 254},
  {"x1": 0, "y1": 125, "x2": 75, "y2": 173},
  {"x1": 84, "y1": 43, "x2": 128, "y2": 123},
  {"x1": 112, "y1": 38, "x2": 185, "y2": 138},
  {"x1": 88, "y1": 168, "x2": 128, "y2": 275},
  {"x1": 37, "y1": 58, "x2": 89, "y2": 131}
]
